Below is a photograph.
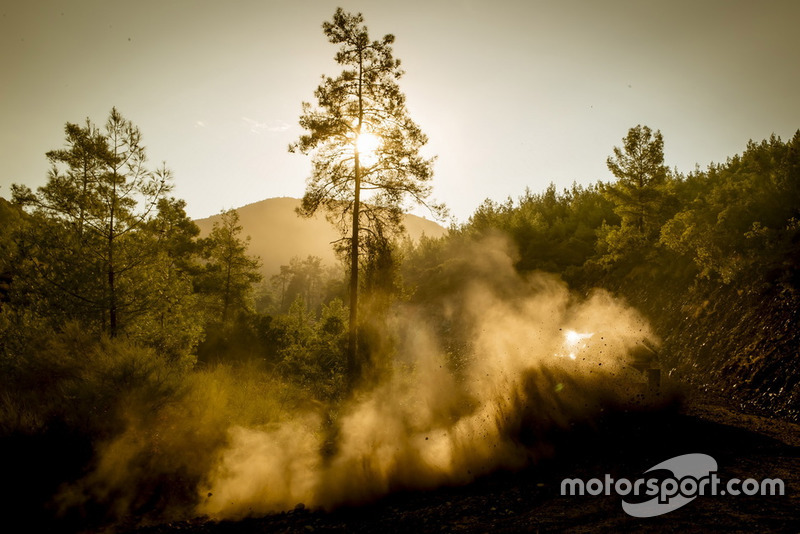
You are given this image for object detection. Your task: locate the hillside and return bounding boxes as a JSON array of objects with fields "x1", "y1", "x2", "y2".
[{"x1": 194, "y1": 197, "x2": 447, "y2": 277}]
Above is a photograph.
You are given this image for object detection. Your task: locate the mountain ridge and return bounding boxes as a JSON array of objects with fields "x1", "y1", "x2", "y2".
[{"x1": 193, "y1": 197, "x2": 448, "y2": 277}]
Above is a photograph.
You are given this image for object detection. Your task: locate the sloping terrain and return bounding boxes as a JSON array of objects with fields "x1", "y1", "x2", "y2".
[{"x1": 194, "y1": 198, "x2": 447, "y2": 277}]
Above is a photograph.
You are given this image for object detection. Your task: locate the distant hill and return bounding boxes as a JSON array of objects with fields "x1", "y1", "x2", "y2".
[{"x1": 194, "y1": 197, "x2": 448, "y2": 277}]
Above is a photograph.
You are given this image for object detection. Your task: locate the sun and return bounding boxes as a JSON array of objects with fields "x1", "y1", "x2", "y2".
[{"x1": 356, "y1": 131, "x2": 381, "y2": 165}]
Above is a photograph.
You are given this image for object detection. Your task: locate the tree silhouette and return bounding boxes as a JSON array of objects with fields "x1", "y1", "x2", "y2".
[
  {"x1": 201, "y1": 209, "x2": 262, "y2": 324},
  {"x1": 290, "y1": 8, "x2": 443, "y2": 382},
  {"x1": 12, "y1": 108, "x2": 171, "y2": 337},
  {"x1": 604, "y1": 124, "x2": 668, "y2": 238}
]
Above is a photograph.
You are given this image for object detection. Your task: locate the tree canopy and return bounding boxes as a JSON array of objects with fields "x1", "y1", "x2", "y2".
[{"x1": 11, "y1": 108, "x2": 175, "y2": 340}]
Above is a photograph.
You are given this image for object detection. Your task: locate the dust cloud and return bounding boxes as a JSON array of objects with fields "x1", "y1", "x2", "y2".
[{"x1": 196, "y1": 234, "x2": 659, "y2": 519}]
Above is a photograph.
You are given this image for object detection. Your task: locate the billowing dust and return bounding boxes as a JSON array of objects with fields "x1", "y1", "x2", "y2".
[{"x1": 196, "y1": 235, "x2": 657, "y2": 518}]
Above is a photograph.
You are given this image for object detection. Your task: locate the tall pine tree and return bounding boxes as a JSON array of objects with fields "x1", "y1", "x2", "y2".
[{"x1": 290, "y1": 8, "x2": 444, "y2": 382}]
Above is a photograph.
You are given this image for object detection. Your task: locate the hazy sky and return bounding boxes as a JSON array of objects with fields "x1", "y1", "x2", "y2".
[{"x1": 2, "y1": 0, "x2": 798, "y2": 223}]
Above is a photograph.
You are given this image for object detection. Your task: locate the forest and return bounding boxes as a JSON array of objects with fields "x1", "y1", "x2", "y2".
[
  {"x1": 2, "y1": 111, "x2": 798, "y2": 531},
  {"x1": 1, "y1": 7, "x2": 799, "y2": 533}
]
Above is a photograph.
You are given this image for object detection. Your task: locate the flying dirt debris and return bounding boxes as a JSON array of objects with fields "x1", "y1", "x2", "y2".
[
  {"x1": 628, "y1": 339, "x2": 661, "y2": 392},
  {"x1": 192, "y1": 235, "x2": 667, "y2": 520}
]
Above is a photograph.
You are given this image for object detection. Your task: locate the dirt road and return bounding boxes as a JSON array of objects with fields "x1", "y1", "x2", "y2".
[{"x1": 124, "y1": 391, "x2": 799, "y2": 534}]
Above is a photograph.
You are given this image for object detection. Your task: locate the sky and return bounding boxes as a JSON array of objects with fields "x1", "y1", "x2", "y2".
[{"x1": 2, "y1": 0, "x2": 799, "y2": 224}]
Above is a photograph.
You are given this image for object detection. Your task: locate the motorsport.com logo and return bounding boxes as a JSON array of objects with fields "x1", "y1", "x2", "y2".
[{"x1": 560, "y1": 453, "x2": 785, "y2": 517}]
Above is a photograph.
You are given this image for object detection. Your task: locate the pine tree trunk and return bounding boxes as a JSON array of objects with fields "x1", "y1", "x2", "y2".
[
  {"x1": 108, "y1": 194, "x2": 117, "y2": 338},
  {"x1": 348, "y1": 51, "x2": 365, "y2": 385},
  {"x1": 349, "y1": 151, "x2": 361, "y2": 384},
  {"x1": 223, "y1": 256, "x2": 232, "y2": 323}
]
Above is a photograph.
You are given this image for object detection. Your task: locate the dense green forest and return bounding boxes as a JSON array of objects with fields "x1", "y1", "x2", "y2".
[
  {"x1": 435, "y1": 125, "x2": 800, "y2": 421},
  {"x1": 1, "y1": 113, "x2": 798, "y2": 528}
]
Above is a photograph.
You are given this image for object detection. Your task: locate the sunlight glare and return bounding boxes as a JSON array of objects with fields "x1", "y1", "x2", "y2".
[
  {"x1": 564, "y1": 330, "x2": 594, "y2": 346},
  {"x1": 555, "y1": 330, "x2": 595, "y2": 360},
  {"x1": 356, "y1": 132, "x2": 381, "y2": 165}
]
